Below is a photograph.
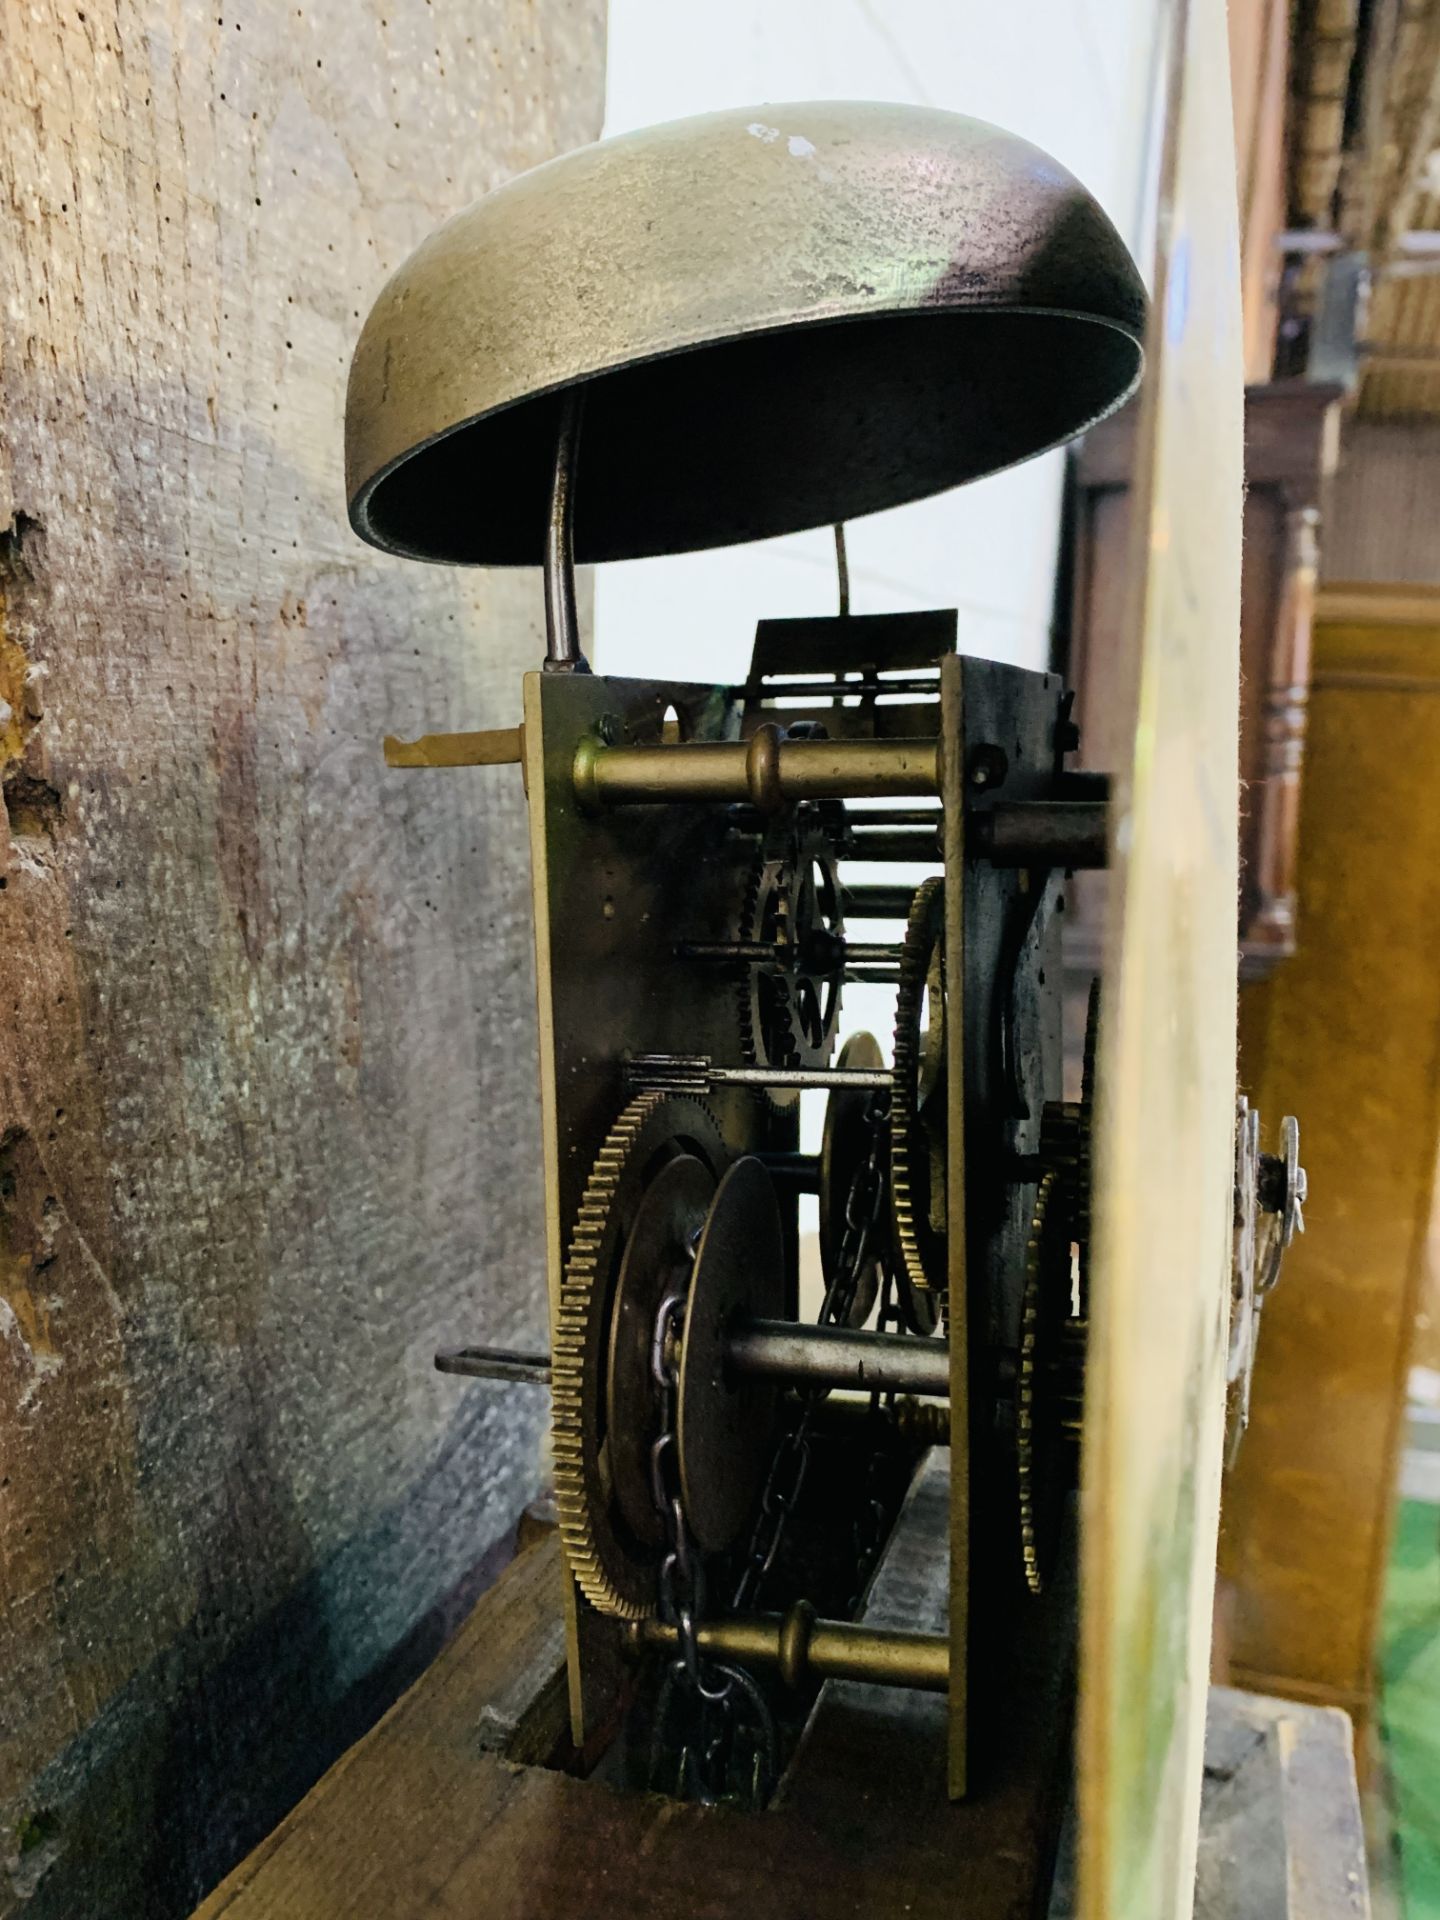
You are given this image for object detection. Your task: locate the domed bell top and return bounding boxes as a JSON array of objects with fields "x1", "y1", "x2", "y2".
[{"x1": 345, "y1": 100, "x2": 1146, "y2": 568}]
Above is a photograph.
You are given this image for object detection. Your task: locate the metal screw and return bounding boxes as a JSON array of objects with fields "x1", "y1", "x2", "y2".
[{"x1": 967, "y1": 742, "x2": 1009, "y2": 791}]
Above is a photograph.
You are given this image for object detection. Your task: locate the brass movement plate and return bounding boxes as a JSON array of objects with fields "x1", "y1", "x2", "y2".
[{"x1": 521, "y1": 668, "x2": 779, "y2": 1743}]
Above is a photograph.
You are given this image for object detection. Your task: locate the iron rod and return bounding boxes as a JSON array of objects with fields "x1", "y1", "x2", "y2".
[
  {"x1": 843, "y1": 807, "x2": 943, "y2": 826},
  {"x1": 627, "y1": 1054, "x2": 896, "y2": 1093},
  {"x1": 436, "y1": 1346, "x2": 552, "y2": 1386},
  {"x1": 710, "y1": 1064, "x2": 893, "y2": 1091},
  {"x1": 755, "y1": 1151, "x2": 821, "y2": 1192},
  {"x1": 844, "y1": 883, "x2": 923, "y2": 918},
  {"x1": 971, "y1": 800, "x2": 1108, "y2": 869},
  {"x1": 675, "y1": 940, "x2": 781, "y2": 964},
  {"x1": 739, "y1": 676, "x2": 940, "y2": 701},
  {"x1": 841, "y1": 827, "x2": 942, "y2": 862},
  {"x1": 728, "y1": 1319, "x2": 950, "y2": 1396},
  {"x1": 437, "y1": 1317, "x2": 949, "y2": 1400},
  {"x1": 675, "y1": 938, "x2": 900, "y2": 966}
]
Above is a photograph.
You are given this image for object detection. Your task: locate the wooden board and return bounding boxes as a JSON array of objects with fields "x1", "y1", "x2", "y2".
[
  {"x1": 0, "y1": 7, "x2": 603, "y2": 1912},
  {"x1": 193, "y1": 1507, "x2": 1371, "y2": 1920},
  {"x1": 1192, "y1": 1689, "x2": 1369, "y2": 1920},
  {"x1": 194, "y1": 1461, "x2": 1078, "y2": 1920},
  {"x1": 1078, "y1": 1, "x2": 1244, "y2": 1916}
]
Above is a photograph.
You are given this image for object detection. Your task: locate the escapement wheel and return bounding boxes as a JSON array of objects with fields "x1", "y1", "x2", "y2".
[
  {"x1": 737, "y1": 807, "x2": 846, "y2": 1106},
  {"x1": 819, "y1": 1031, "x2": 889, "y2": 1329}
]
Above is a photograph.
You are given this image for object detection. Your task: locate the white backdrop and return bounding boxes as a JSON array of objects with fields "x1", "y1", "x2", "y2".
[
  {"x1": 594, "y1": 0, "x2": 1166, "y2": 1219},
  {"x1": 595, "y1": 0, "x2": 1166, "y2": 682}
]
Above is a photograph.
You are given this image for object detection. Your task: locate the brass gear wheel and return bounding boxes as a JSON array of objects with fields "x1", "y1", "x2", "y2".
[
  {"x1": 1077, "y1": 974, "x2": 1099, "y2": 1317},
  {"x1": 736, "y1": 811, "x2": 845, "y2": 1108},
  {"x1": 819, "y1": 1031, "x2": 888, "y2": 1329},
  {"x1": 551, "y1": 1091, "x2": 726, "y2": 1619},
  {"x1": 1016, "y1": 1171, "x2": 1079, "y2": 1596},
  {"x1": 890, "y1": 877, "x2": 946, "y2": 1331},
  {"x1": 1037, "y1": 974, "x2": 1099, "y2": 1310}
]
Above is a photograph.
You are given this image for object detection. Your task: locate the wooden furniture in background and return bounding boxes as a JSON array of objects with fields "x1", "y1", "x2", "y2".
[
  {"x1": 1228, "y1": 0, "x2": 1291, "y2": 383},
  {"x1": 1215, "y1": 594, "x2": 1440, "y2": 1753},
  {"x1": 1063, "y1": 380, "x2": 1341, "y2": 993}
]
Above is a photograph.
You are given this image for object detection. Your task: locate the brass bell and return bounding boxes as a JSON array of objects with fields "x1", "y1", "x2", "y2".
[{"x1": 346, "y1": 101, "x2": 1145, "y2": 573}]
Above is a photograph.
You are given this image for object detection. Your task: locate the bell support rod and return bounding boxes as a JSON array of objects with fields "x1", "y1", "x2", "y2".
[
  {"x1": 573, "y1": 723, "x2": 939, "y2": 810},
  {"x1": 543, "y1": 387, "x2": 587, "y2": 673},
  {"x1": 437, "y1": 1320, "x2": 949, "y2": 1398},
  {"x1": 633, "y1": 1601, "x2": 948, "y2": 1695}
]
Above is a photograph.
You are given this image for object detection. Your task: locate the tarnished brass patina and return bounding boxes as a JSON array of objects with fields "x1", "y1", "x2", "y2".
[
  {"x1": 572, "y1": 728, "x2": 940, "y2": 810},
  {"x1": 346, "y1": 101, "x2": 1145, "y2": 569},
  {"x1": 636, "y1": 1603, "x2": 950, "y2": 1694},
  {"x1": 335, "y1": 80, "x2": 1295, "y2": 1920},
  {"x1": 383, "y1": 725, "x2": 523, "y2": 769}
]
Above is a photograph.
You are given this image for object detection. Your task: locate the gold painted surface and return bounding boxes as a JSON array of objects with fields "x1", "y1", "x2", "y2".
[
  {"x1": 1220, "y1": 618, "x2": 1440, "y2": 1729},
  {"x1": 1079, "y1": 1, "x2": 1244, "y2": 1915},
  {"x1": 383, "y1": 724, "x2": 523, "y2": 768},
  {"x1": 1314, "y1": 582, "x2": 1440, "y2": 630}
]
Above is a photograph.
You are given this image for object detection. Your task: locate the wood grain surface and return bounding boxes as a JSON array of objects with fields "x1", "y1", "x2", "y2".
[
  {"x1": 195, "y1": 1469, "x2": 1077, "y2": 1920},
  {"x1": 0, "y1": 6, "x2": 603, "y2": 1914},
  {"x1": 194, "y1": 1516, "x2": 1369, "y2": 1920},
  {"x1": 1078, "y1": 1, "x2": 1244, "y2": 1916}
]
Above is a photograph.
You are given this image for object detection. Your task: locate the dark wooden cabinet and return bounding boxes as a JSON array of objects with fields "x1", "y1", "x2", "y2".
[{"x1": 1062, "y1": 380, "x2": 1341, "y2": 988}]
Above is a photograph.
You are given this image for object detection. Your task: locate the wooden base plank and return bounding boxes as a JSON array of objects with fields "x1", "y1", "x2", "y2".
[
  {"x1": 194, "y1": 1504, "x2": 1369, "y2": 1920},
  {"x1": 194, "y1": 1457, "x2": 1074, "y2": 1920}
]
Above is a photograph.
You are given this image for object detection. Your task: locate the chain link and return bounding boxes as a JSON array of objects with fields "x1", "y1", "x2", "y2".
[
  {"x1": 645, "y1": 1090, "x2": 897, "y2": 1802},
  {"x1": 645, "y1": 1246, "x2": 777, "y2": 1803},
  {"x1": 732, "y1": 1090, "x2": 892, "y2": 1612}
]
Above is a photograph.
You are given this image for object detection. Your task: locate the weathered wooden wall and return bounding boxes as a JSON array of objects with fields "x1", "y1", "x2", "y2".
[{"x1": 0, "y1": 5, "x2": 604, "y2": 1914}]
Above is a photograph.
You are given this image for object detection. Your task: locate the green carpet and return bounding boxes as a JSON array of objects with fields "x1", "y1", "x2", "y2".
[{"x1": 1382, "y1": 1497, "x2": 1440, "y2": 1917}]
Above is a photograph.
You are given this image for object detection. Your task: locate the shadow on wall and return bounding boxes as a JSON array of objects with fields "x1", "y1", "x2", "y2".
[{"x1": 9, "y1": 1391, "x2": 517, "y2": 1920}]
